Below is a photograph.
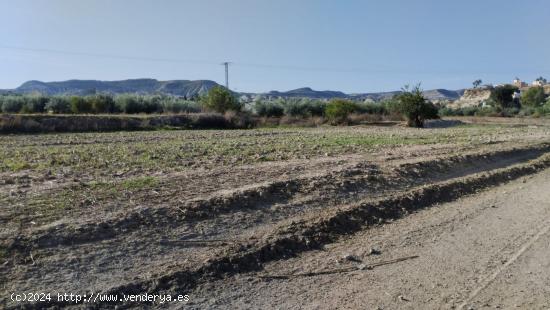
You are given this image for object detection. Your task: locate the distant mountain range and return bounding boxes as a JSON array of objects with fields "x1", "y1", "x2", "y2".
[
  {"x1": 10, "y1": 79, "x2": 217, "y2": 98},
  {"x1": 2, "y1": 79, "x2": 465, "y2": 101}
]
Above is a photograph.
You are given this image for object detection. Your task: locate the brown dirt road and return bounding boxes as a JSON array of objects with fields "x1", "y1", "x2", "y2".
[{"x1": 188, "y1": 168, "x2": 550, "y2": 309}]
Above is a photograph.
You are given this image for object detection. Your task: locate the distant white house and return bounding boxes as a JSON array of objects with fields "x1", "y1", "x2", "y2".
[{"x1": 532, "y1": 78, "x2": 547, "y2": 87}]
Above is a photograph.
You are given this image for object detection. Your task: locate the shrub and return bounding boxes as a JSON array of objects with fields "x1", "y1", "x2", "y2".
[
  {"x1": 1, "y1": 97, "x2": 24, "y2": 113},
  {"x1": 201, "y1": 86, "x2": 241, "y2": 113},
  {"x1": 224, "y1": 111, "x2": 256, "y2": 128},
  {"x1": 70, "y1": 96, "x2": 93, "y2": 114},
  {"x1": 461, "y1": 106, "x2": 480, "y2": 116},
  {"x1": 521, "y1": 86, "x2": 546, "y2": 107},
  {"x1": 277, "y1": 98, "x2": 327, "y2": 117},
  {"x1": 254, "y1": 100, "x2": 284, "y2": 117},
  {"x1": 393, "y1": 85, "x2": 439, "y2": 127},
  {"x1": 162, "y1": 99, "x2": 201, "y2": 113},
  {"x1": 490, "y1": 85, "x2": 519, "y2": 109},
  {"x1": 325, "y1": 99, "x2": 357, "y2": 124},
  {"x1": 540, "y1": 100, "x2": 550, "y2": 115},
  {"x1": 302, "y1": 99, "x2": 326, "y2": 117},
  {"x1": 45, "y1": 97, "x2": 71, "y2": 114},
  {"x1": 519, "y1": 106, "x2": 536, "y2": 116},
  {"x1": 141, "y1": 96, "x2": 163, "y2": 113},
  {"x1": 356, "y1": 102, "x2": 388, "y2": 115},
  {"x1": 500, "y1": 107, "x2": 520, "y2": 117},
  {"x1": 439, "y1": 106, "x2": 478, "y2": 116},
  {"x1": 115, "y1": 95, "x2": 143, "y2": 114},
  {"x1": 282, "y1": 99, "x2": 308, "y2": 117},
  {"x1": 438, "y1": 107, "x2": 457, "y2": 116},
  {"x1": 89, "y1": 94, "x2": 116, "y2": 113},
  {"x1": 475, "y1": 106, "x2": 499, "y2": 117},
  {"x1": 21, "y1": 96, "x2": 48, "y2": 113}
]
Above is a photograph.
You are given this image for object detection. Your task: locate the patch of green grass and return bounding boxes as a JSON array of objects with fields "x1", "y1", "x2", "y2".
[
  {"x1": 3, "y1": 159, "x2": 31, "y2": 171},
  {"x1": 120, "y1": 176, "x2": 158, "y2": 190},
  {"x1": 320, "y1": 136, "x2": 431, "y2": 147},
  {"x1": 19, "y1": 176, "x2": 159, "y2": 223},
  {"x1": 0, "y1": 124, "x2": 546, "y2": 178}
]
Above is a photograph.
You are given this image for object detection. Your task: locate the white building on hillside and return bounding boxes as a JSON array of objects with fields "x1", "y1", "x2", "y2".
[
  {"x1": 513, "y1": 78, "x2": 528, "y2": 88},
  {"x1": 532, "y1": 78, "x2": 547, "y2": 87}
]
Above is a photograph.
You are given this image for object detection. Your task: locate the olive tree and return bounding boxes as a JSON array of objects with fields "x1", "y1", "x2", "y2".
[
  {"x1": 325, "y1": 99, "x2": 357, "y2": 124},
  {"x1": 490, "y1": 85, "x2": 519, "y2": 109},
  {"x1": 201, "y1": 86, "x2": 241, "y2": 113},
  {"x1": 393, "y1": 84, "x2": 439, "y2": 128}
]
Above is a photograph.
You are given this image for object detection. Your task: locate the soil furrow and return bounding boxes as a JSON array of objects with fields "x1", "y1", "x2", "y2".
[{"x1": 9, "y1": 152, "x2": 550, "y2": 309}]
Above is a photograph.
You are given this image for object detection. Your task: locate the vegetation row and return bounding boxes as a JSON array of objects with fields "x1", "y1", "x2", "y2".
[{"x1": 1, "y1": 85, "x2": 549, "y2": 128}]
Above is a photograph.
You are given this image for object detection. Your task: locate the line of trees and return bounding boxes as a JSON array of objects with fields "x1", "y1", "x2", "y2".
[
  {"x1": 254, "y1": 85, "x2": 439, "y2": 127},
  {"x1": 3, "y1": 84, "x2": 547, "y2": 127},
  {"x1": 0, "y1": 86, "x2": 398, "y2": 118},
  {"x1": 0, "y1": 93, "x2": 201, "y2": 114},
  {"x1": 0, "y1": 85, "x2": 440, "y2": 127}
]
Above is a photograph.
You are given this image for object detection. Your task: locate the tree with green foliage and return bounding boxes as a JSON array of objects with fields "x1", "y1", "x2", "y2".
[
  {"x1": 89, "y1": 94, "x2": 116, "y2": 113},
  {"x1": 356, "y1": 102, "x2": 388, "y2": 115},
  {"x1": 21, "y1": 95, "x2": 48, "y2": 113},
  {"x1": 70, "y1": 96, "x2": 93, "y2": 114},
  {"x1": 393, "y1": 85, "x2": 438, "y2": 128},
  {"x1": 535, "y1": 76, "x2": 547, "y2": 84},
  {"x1": 162, "y1": 98, "x2": 201, "y2": 113},
  {"x1": 254, "y1": 100, "x2": 284, "y2": 117},
  {"x1": 325, "y1": 99, "x2": 357, "y2": 124},
  {"x1": 282, "y1": 98, "x2": 307, "y2": 117},
  {"x1": 521, "y1": 86, "x2": 546, "y2": 107},
  {"x1": 301, "y1": 99, "x2": 327, "y2": 117},
  {"x1": 201, "y1": 86, "x2": 241, "y2": 113},
  {"x1": 141, "y1": 95, "x2": 163, "y2": 113},
  {"x1": 490, "y1": 85, "x2": 519, "y2": 109},
  {"x1": 45, "y1": 97, "x2": 71, "y2": 114},
  {"x1": 473, "y1": 79, "x2": 482, "y2": 88},
  {"x1": 1, "y1": 96, "x2": 24, "y2": 113},
  {"x1": 114, "y1": 95, "x2": 143, "y2": 114}
]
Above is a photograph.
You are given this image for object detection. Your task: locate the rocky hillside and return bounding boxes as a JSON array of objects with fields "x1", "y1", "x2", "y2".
[
  {"x1": 350, "y1": 89, "x2": 464, "y2": 102},
  {"x1": 13, "y1": 79, "x2": 218, "y2": 97},
  {"x1": 448, "y1": 87, "x2": 493, "y2": 108}
]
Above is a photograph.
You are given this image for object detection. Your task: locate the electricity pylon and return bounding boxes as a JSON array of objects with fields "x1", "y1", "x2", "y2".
[{"x1": 221, "y1": 62, "x2": 231, "y2": 89}]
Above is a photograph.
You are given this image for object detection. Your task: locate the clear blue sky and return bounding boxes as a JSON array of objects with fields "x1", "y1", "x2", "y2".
[{"x1": 1, "y1": 0, "x2": 549, "y2": 93}]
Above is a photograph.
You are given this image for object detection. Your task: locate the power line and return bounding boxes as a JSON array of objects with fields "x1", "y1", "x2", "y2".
[
  {"x1": 0, "y1": 45, "x2": 219, "y2": 65},
  {"x1": 2, "y1": 44, "x2": 545, "y2": 76},
  {"x1": 0, "y1": 44, "x2": 381, "y2": 73},
  {"x1": 235, "y1": 62, "x2": 376, "y2": 73}
]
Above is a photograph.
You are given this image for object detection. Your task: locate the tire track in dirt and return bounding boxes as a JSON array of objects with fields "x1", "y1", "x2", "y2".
[{"x1": 457, "y1": 221, "x2": 550, "y2": 309}]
